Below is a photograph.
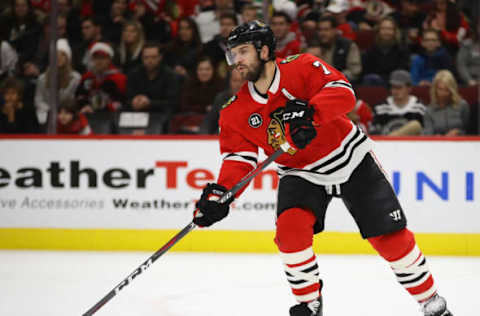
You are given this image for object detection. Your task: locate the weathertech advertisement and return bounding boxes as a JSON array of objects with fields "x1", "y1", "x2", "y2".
[{"x1": 0, "y1": 137, "x2": 478, "y2": 235}]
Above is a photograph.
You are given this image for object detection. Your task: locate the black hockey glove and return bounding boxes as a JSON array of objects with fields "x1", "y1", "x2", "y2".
[
  {"x1": 193, "y1": 183, "x2": 233, "y2": 227},
  {"x1": 283, "y1": 99, "x2": 317, "y2": 149}
]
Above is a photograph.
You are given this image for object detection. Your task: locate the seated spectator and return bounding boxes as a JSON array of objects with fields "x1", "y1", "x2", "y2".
[
  {"x1": 115, "y1": 20, "x2": 145, "y2": 74},
  {"x1": 423, "y1": 70, "x2": 470, "y2": 136},
  {"x1": 76, "y1": 42, "x2": 126, "y2": 113},
  {"x1": 240, "y1": 4, "x2": 258, "y2": 24},
  {"x1": 362, "y1": 17, "x2": 410, "y2": 86},
  {"x1": 271, "y1": 11, "x2": 301, "y2": 58},
  {"x1": 203, "y1": 12, "x2": 238, "y2": 79},
  {"x1": 410, "y1": 29, "x2": 453, "y2": 87},
  {"x1": 423, "y1": 0, "x2": 469, "y2": 53},
  {"x1": 299, "y1": 11, "x2": 321, "y2": 45},
  {"x1": 181, "y1": 56, "x2": 224, "y2": 114},
  {"x1": 101, "y1": 0, "x2": 131, "y2": 45},
  {"x1": 272, "y1": 0, "x2": 298, "y2": 21},
  {"x1": 199, "y1": 68, "x2": 245, "y2": 134},
  {"x1": 456, "y1": 25, "x2": 480, "y2": 86},
  {"x1": 175, "y1": 56, "x2": 224, "y2": 133},
  {"x1": 126, "y1": 42, "x2": 179, "y2": 114},
  {"x1": 129, "y1": 0, "x2": 171, "y2": 44},
  {"x1": 316, "y1": 15, "x2": 362, "y2": 82},
  {"x1": 370, "y1": 70, "x2": 426, "y2": 136},
  {"x1": 73, "y1": 17, "x2": 103, "y2": 73},
  {"x1": 27, "y1": 14, "x2": 68, "y2": 78},
  {"x1": 0, "y1": 77, "x2": 38, "y2": 133},
  {"x1": 164, "y1": 16, "x2": 202, "y2": 78},
  {"x1": 389, "y1": 0, "x2": 426, "y2": 53},
  {"x1": 324, "y1": 0, "x2": 356, "y2": 41},
  {"x1": 0, "y1": 34, "x2": 18, "y2": 82},
  {"x1": 57, "y1": 0, "x2": 82, "y2": 47},
  {"x1": 35, "y1": 39, "x2": 80, "y2": 125},
  {"x1": 2, "y1": 0, "x2": 41, "y2": 66},
  {"x1": 347, "y1": 98, "x2": 373, "y2": 134},
  {"x1": 56, "y1": 99, "x2": 92, "y2": 135}
]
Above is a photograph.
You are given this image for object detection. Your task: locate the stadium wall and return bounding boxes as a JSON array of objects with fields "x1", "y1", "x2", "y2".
[{"x1": 1, "y1": 135, "x2": 479, "y2": 256}]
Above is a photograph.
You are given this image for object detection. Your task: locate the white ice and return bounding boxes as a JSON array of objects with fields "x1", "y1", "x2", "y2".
[{"x1": 0, "y1": 250, "x2": 477, "y2": 316}]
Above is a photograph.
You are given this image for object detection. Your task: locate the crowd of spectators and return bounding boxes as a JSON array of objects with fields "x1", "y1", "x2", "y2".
[{"x1": 0, "y1": 0, "x2": 478, "y2": 136}]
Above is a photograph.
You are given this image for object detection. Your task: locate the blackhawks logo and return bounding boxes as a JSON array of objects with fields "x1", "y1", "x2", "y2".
[{"x1": 267, "y1": 108, "x2": 297, "y2": 155}]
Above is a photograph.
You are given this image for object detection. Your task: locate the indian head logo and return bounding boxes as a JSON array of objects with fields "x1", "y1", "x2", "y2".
[{"x1": 267, "y1": 108, "x2": 297, "y2": 155}]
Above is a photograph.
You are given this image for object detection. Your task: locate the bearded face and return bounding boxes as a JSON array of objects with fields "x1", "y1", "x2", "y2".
[{"x1": 230, "y1": 43, "x2": 265, "y2": 82}]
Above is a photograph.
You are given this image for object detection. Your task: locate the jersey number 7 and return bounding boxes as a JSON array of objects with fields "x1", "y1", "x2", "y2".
[{"x1": 313, "y1": 60, "x2": 331, "y2": 75}]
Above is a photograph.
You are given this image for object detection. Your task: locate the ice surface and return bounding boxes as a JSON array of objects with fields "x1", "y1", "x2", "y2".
[{"x1": 0, "y1": 251, "x2": 477, "y2": 315}]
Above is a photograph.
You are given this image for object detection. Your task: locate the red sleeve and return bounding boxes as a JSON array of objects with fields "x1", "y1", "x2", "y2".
[
  {"x1": 301, "y1": 54, "x2": 356, "y2": 125},
  {"x1": 216, "y1": 114, "x2": 258, "y2": 197}
]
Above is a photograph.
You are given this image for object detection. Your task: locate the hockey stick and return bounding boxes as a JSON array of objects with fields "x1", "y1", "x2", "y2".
[{"x1": 82, "y1": 147, "x2": 287, "y2": 316}]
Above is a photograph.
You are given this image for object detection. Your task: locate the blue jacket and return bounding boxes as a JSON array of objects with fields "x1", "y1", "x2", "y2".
[{"x1": 410, "y1": 47, "x2": 453, "y2": 85}]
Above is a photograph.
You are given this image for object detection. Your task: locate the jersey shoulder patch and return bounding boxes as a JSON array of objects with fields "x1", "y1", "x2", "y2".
[
  {"x1": 280, "y1": 54, "x2": 301, "y2": 64},
  {"x1": 222, "y1": 95, "x2": 238, "y2": 109}
]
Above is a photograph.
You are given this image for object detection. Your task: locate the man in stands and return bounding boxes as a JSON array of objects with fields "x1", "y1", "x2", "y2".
[
  {"x1": 370, "y1": 70, "x2": 426, "y2": 136},
  {"x1": 316, "y1": 15, "x2": 362, "y2": 82},
  {"x1": 74, "y1": 17, "x2": 103, "y2": 73},
  {"x1": 325, "y1": 0, "x2": 356, "y2": 40},
  {"x1": 126, "y1": 42, "x2": 179, "y2": 114},
  {"x1": 271, "y1": 11, "x2": 301, "y2": 58},
  {"x1": 76, "y1": 42, "x2": 126, "y2": 113},
  {"x1": 203, "y1": 12, "x2": 238, "y2": 79}
]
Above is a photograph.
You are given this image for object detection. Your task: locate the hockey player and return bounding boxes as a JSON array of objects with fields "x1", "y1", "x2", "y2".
[{"x1": 192, "y1": 20, "x2": 453, "y2": 316}]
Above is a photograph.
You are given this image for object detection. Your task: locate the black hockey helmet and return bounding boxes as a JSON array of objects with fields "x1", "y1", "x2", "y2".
[{"x1": 225, "y1": 20, "x2": 276, "y2": 65}]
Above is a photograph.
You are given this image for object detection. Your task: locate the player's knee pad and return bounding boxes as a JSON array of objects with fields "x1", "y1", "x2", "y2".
[
  {"x1": 275, "y1": 208, "x2": 316, "y2": 253},
  {"x1": 367, "y1": 228, "x2": 416, "y2": 261}
]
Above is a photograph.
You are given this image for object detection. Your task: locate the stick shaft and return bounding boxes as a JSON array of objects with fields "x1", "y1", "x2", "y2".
[{"x1": 82, "y1": 148, "x2": 284, "y2": 316}]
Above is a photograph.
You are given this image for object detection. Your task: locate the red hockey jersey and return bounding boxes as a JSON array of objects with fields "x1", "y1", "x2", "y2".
[
  {"x1": 77, "y1": 65, "x2": 127, "y2": 112},
  {"x1": 217, "y1": 54, "x2": 373, "y2": 194}
]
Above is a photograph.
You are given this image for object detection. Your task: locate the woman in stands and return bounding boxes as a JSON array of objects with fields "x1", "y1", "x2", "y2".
[
  {"x1": 34, "y1": 38, "x2": 81, "y2": 128},
  {"x1": 423, "y1": 70, "x2": 470, "y2": 136},
  {"x1": 3, "y1": 0, "x2": 41, "y2": 69},
  {"x1": 115, "y1": 20, "x2": 145, "y2": 74},
  {"x1": 163, "y1": 16, "x2": 202, "y2": 78},
  {"x1": 180, "y1": 55, "x2": 224, "y2": 115},
  {"x1": 172, "y1": 56, "x2": 224, "y2": 133}
]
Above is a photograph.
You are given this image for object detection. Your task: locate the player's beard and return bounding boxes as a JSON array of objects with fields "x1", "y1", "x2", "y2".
[{"x1": 244, "y1": 55, "x2": 265, "y2": 82}]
